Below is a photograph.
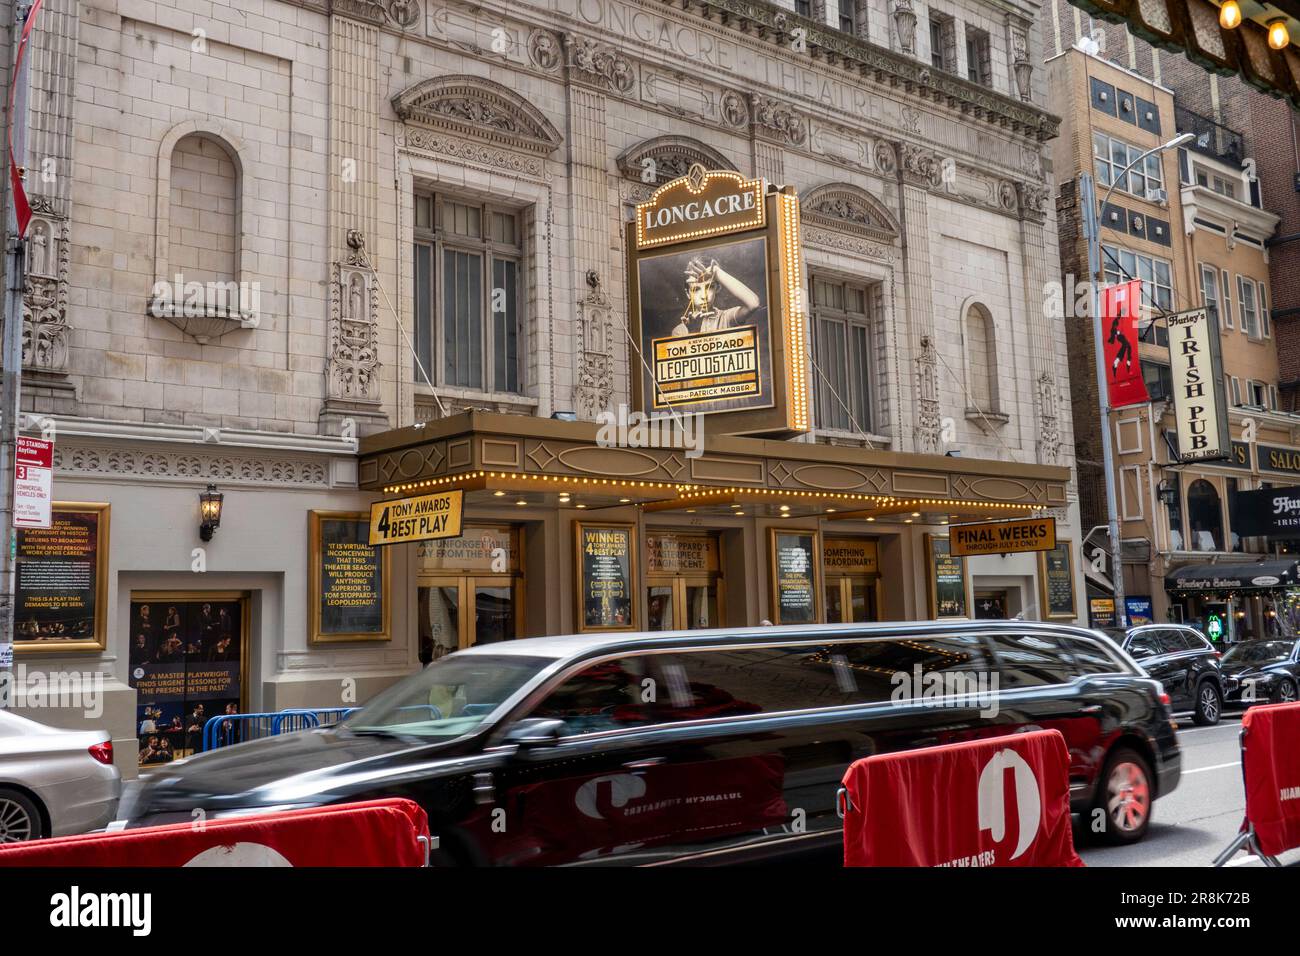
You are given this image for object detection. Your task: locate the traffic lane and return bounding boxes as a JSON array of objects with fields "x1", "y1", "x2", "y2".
[{"x1": 1079, "y1": 714, "x2": 1300, "y2": 867}]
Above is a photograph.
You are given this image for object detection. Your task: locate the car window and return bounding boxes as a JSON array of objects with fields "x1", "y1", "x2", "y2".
[
  {"x1": 1126, "y1": 631, "x2": 1160, "y2": 658},
  {"x1": 1177, "y1": 630, "x2": 1210, "y2": 652},
  {"x1": 1156, "y1": 629, "x2": 1192, "y2": 653},
  {"x1": 1062, "y1": 636, "x2": 1124, "y2": 675},
  {"x1": 826, "y1": 635, "x2": 993, "y2": 705},
  {"x1": 983, "y1": 632, "x2": 1073, "y2": 686}
]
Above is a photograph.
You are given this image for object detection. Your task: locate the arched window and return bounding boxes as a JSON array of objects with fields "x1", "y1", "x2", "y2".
[
  {"x1": 1186, "y1": 479, "x2": 1224, "y2": 552},
  {"x1": 964, "y1": 303, "x2": 997, "y2": 413}
]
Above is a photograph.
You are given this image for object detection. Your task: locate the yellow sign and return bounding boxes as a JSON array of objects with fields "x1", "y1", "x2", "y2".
[
  {"x1": 369, "y1": 490, "x2": 464, "y2": 546},
  {"x1": 949, "y1": 517, "x2": 1057, "y2": 557},
  {"x1": 823, "y1": 538, "x2": 879, "y2": 575}
]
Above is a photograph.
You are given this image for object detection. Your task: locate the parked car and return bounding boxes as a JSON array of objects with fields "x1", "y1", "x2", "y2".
[
  {"x1": 117, "y1": 621, "x2": 1181, "y2": 862},
  {"x1": 1220, "y1": 638, "x2": 1300, "y2": 706},
  {"x1": 0, "y1": 711, "x2": 121, "y2": 843},
  {"x1": 1102, "y1": 624, "x2": 1224, "y2": 726}
]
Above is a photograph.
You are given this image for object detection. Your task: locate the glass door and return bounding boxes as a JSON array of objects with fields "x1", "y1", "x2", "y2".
[
  {"x1": 683, "y1": 578, "x2": 720, "y2": 629},
  {"x1": 645, "y1": 578, "x2": 722, "y2": 631},
  {"x1": 824, "y1": 576, "x2": 879, "y2": 623},
  {"x1": 418, "y1": 575, "x2": 522, "y2": 661},
  {"x1": 418, "y1": 576, "x2": 463, "y2": 661}
]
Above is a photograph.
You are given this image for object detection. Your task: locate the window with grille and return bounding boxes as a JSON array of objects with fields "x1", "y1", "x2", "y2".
[
  {"x1": 811, "y1": 277, "x2": 874, "y2": 434},
  {"x1": 413, "y1": 193, "x2": 524, "y2": 394}
]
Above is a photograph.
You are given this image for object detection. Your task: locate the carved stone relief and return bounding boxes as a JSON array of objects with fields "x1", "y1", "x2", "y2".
[
  {"x1": 22, "y1": 216, "x2": 70, "y2": 374},
  {"x1": 616, "y1": 135, "x2": 735, "y2": 185},
  {"x1": 801, "y1": 183, "x2": 901, "y2": 243},
  {"x1": 751, "y1": 95, "x2": 808, "y2": 147},
  {"x1": 391, "y1": 75, "x2": 563, "y2": 155},
  {"x1": 916, "y1": 335, "x2": 941, "y2": 453},
  {"x1": 327, "y1": 261, "x2": 382, "y2": 403},
  {"x1": 576, "y1": 285, "x2": 614, "y2": 420},
  {"x1": 566, "y1": 35, "x2": 636, "y2": 94},
  {"x1": 1037, "y1": 372, "x2": 1061, "y2": 465}
]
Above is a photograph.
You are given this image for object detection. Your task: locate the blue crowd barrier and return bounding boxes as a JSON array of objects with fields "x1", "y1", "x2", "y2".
[{"x1": 200, "y1": 707, "x2": 361, "y2": 752}]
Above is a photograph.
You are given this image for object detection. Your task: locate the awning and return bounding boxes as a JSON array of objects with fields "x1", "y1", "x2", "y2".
[
  {"x1": 357, "y1": 411, "x2": 1072, "y2": 520},
  {"x1": 1069, "y1": 0, "x2": 1300, "y2": 109},
  {"x1": 1165, "y1": 558, "x2": 1300, "y2": 592}
]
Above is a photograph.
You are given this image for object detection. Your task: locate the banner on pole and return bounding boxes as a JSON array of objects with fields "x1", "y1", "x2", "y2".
[{"x1": 1100, "y1": 280, "x2": 1149, "y2": 409}]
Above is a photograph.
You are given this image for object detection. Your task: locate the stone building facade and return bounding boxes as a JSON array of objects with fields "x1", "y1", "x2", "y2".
[{"x1": 12, "y1": 0, "x2": 1080, "y2": 771}]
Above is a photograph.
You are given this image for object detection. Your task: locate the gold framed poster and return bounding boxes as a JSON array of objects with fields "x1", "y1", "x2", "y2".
[
  {"x1": 925, "y1": 534, "x2": 969, "y2": 619},
  {"x1": 310, "y1": 510, "x2": 392, "y2": 643},
  {"x1": 768, "y1": 527, "x2": 821, "y2": 625},
  {"x1": 1038, "y1": 539, "x2": 1077, "y2": 620},
  {"x1": 575, "y1": 522, "x2": 638, "y2": 632},
  {"x1": 14, "y1": 502, "x2": 110, "y2": 653}
]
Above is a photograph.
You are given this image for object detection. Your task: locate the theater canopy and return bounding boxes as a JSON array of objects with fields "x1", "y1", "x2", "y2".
[
  {"x1": 1166, "y1": 557, "x2": 1300, "y2": 592},
  {"x1": 1070, "y1": 0, "x2": 1300, "y2": 108},
  {"x1": 358, "y1": 411, "x2": 1071, "y2": 522}
]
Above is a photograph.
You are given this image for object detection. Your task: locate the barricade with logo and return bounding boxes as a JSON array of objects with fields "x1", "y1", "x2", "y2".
[
  {"x1": 0, "y1": 798, "x2": 435, "y2": 867},
  {"x1": 1213, "y1": 701, "x2": 1300, "y2": 867},
  {"x1": 837, "y1": 729, "x2": 1084, "y2": 867}
]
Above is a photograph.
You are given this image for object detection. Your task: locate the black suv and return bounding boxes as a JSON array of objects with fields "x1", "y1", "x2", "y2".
[
  {"x1": 1105, "y1": 625, "x2": 1223, "y2": 726},
  {"x1": 118, "y1": 621, "x2": 1181, "y2": 863}
]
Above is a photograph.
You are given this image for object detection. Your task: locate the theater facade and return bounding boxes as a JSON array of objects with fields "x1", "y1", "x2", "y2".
[{"x1": 12, "y1": 0, "x2": 1082, "y2": 771}]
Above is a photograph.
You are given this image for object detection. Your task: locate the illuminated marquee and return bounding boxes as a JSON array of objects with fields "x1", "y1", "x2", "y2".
[{"x1": 626, "y1": 164, "x2": 810, "y2": 436}]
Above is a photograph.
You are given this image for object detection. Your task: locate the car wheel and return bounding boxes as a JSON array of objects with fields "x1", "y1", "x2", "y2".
[
  {"x1": 0, "y1": 789, "x2": 43, "y2": 844},
  {"x1": 1192, "y1": 680, "x2": 1222, "y2": 726},
  {"x1": 1091, "y1": 747, "x2": 1153, "y2": 845},
  {"x1": 1274, "y1": 678, "x2": 1298, "y2": 704}
]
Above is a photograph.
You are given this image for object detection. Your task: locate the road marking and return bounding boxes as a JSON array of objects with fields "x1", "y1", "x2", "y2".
[{"x1": 1183, "y1": 760, "x2": 1240, "y2": 775}]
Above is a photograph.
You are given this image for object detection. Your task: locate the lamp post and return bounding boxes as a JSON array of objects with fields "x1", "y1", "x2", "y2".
[{"x1": 1081, "y1": 131, "x2": 1193, "y2": 630}]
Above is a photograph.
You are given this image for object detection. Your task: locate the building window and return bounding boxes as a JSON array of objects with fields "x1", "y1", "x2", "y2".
[
  {"x1": 1093, "y1": 132, "x2": 1164, "y2": 199},
  {"x1": 1166, "y1": 478, "x2": 1185, "y2": 551},
  {"x1": 964, "y1": 303, "x2": 997, "y2": 414},
  {"x1": 838, "y1": 0, "x2": 856, "y2": 33},
  {"x1": 1200, "y1": 264, "x2": 1221, "y2": 327},
  {"x1": 1221, "y1": 269, "x2": 1233, "y2": 328},
  {"x1": 1141, "y1": 360, "x2": 1172, "y2": 401},
  {"x1": 413, "y1": 192, "x2": 524, "y2": 394},
  {"x1": 1229, "y1": 376, "x2": 1241, "y2": 406},
  {"x1": 1195, "y1": 168, "x2": 1238, "y2": 199},
  {"x1": 1186, "y1": 479, "x2": 1224, "y2": 552},
  {"x1": 812, "y1": 277, "x2": 874, "y2": 433},
  {"x1": 1248, "y1": 380, "x2": 1268, "y2": 407},
  {"x1": 1102, "y1": 244, "x2": 1172, "y2": 316},
  {"x1": 795, "y1": 0, "x2": 811, "y2": 16},
  {"x1": 965, "y1": 27, "x2": 992, "y2": 86},
  {"x1": 930, "y1": 15, "x2": 956, "y2": 72},
  {"x1": 1238, "y1": 275, "x2": 1258, "y2": 337},
  {"x1": 1258, "y1": 281, "x2": 1270, "y2": 337}
]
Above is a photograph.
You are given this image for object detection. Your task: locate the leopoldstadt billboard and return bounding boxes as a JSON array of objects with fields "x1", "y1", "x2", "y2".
[{"x1": 625, "y1": 164, "x2": 810, "y2": 436}]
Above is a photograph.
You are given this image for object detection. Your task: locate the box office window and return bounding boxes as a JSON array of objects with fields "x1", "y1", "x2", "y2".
[
  {"x1": 413, "y1": 193, "x2": 524, "y2": 394},
  {"x1": 811, "y1": 277, "x2": 874, "y2": 433}
]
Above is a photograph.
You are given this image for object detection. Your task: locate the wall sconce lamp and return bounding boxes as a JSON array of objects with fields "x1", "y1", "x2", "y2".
[
  {"x1": 1157, "y1": 479, "x2": 1178, "y2": 506},
  {"x1": 199, "y1": 484, "x2": 224, "y2": 541}
]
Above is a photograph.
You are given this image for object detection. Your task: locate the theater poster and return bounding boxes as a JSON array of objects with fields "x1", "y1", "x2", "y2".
[
  {"x1": 626, "y1": 164, "x2": 810, "y2": 436},
  {"x1": 14, "y1": 502, "x2": 109, "y2": 653},
  {"x1": 1100, "y1": 280, "x2": 1149, "y2": 409},
  {"x1": 128, "y1": 593, "x2": 247, "y2": 767}
]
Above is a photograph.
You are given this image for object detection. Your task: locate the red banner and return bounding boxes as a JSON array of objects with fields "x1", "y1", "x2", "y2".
[
  {"x1": 1240, "y1": 702, "x2": 1300, "y2": 857},
  {"x1": 0, "y1": 798, "x2": 429, "y2": 867},
  {"x1": 841, "y1": 730, "x2": 1083, "y2": 867},
  {"x1": 1101, "y1": 280, "x2": 1149, "y2": 409}
]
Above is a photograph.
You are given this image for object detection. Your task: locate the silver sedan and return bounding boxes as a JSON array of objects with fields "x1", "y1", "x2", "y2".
[{"x1": 0, "y1": 710, "x2": 121, "y2": 842}]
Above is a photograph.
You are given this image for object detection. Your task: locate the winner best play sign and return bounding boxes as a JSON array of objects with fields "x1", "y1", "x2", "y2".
[
  {"x1": 949, "y1": 517, "x2": 1057, "y2": 558},
  {"x1": 13, "y1": 436, "x2": 53, "y2": 529},
  {"x1": 368, "y1": 490, "x2": 464, "y2": 546}
]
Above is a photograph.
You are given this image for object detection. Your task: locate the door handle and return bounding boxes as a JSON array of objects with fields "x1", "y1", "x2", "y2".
[
  {"x1": 1080, "y1": 704, "x2": 1102, "y2": 714},
  {"x1": 623, "y1": 757, "x2": 666, "y2": 769}
]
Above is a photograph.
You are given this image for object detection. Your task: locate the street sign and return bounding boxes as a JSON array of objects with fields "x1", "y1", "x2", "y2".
[
  {"x1": 368, "y1": 490, "x2": 464, "y2": 546},
  {"x1": 948, "y1": 516, "x2": 1056, "y2": 557},
  {"x1": 13, "y1": 435, "x2": 52, "y2": 530}
]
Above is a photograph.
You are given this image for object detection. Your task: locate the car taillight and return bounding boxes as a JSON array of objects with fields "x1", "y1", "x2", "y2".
[
  {"x1": 1159, "y1": 692, "x2": 1172, "y2": 707},
  {"x1": 88, "y1": 741, "x2": 113, "y2": 765},
  {"x1": 1214, "y1": 651, "x2": 1222, "y2": 659}
]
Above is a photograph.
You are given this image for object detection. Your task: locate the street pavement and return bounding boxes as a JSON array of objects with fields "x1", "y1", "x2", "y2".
[{"x1": 1078, "y1": 711, "x2": 1300, "y2": 867}]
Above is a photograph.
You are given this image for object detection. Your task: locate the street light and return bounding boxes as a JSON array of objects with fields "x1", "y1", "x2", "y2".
[{"x1": 1081, "y1": 131, "x2": 1193, "y2": 630}]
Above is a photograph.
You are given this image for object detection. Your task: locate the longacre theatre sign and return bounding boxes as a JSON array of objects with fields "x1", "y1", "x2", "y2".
[
  {"x1": 949, "y1": 517, "x2": 1057, "y2": 557},
  {"x1": 626, "y1": 164, "x2": 810, "y2": 436}
]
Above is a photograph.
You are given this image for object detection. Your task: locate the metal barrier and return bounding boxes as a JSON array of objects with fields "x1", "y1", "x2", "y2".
[{"x1": 200, "y1": 708, "x2": 360, "y2": 752}]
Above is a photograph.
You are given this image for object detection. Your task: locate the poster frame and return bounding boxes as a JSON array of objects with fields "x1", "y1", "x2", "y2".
[
  {"x1": 310, "y1": 510, "x2": 392, "y2": 644},
  {"x1": 574, "y1": 520, "x2": 639, "y2": 633},
  {"x1": 925, "y1": 533, "x2": 969, "y2": 620},
  {"x1": 14, "y1": 501, "x2": 110, "y2": 654},
  {"x1": 768, "y1": 527, "x2": 823, "y2": 626},
  {"x1": 1037, "y1": 538, "x2": 1077, "y2": 620}
]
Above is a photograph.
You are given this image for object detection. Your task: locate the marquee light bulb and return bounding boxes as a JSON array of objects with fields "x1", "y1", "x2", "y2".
[
  {"x1": 1269, "y1": 19, "x2": 1291, "y2": 49},
  {"x1": 1219, "y1": 0, "x2": 1242, "y2": 30}
]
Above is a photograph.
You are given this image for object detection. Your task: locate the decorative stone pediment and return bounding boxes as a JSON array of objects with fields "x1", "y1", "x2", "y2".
[
  {"x1": 801, "y1": 183, "x2": 900, "y2": 243},
  {"x1": 616, "y1": 136, "x2": 735, "y2": 186},
  {"x1": 392, "y1": 76, "x2": 563, "y2": 155}
]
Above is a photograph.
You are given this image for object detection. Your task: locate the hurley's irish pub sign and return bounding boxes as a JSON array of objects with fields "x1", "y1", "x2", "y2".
[{"x1": 626, "y1": 164, "x2": 811, "y2": 436}]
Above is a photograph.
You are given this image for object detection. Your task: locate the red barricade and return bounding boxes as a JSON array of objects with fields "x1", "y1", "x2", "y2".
[
  {"x1": 0, "y1": 798, "x2": 430, "y2": 867},
  {"x1": 1239, "y1": 701, "x2": 1300, "y2": 859},
  {"x1": 840, "y1": 729, "x2": 1083, "y2": 867}
]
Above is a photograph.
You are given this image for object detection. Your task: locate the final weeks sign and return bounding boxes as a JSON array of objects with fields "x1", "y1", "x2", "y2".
[
  {"x1": 949, "y1": 517, "x2": 1057, "y2": 557},
  {"x1": 368, "y1": 490, "x2": 464, "y2": 546}
]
